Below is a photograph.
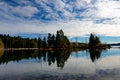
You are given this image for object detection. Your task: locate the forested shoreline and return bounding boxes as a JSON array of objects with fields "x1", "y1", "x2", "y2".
[
  {"x1": 0, "y1": 29, "x2": 109, "y2": 50},
  {"x1": 0, "y1": 29, "x2": 70, "y2": 49}
]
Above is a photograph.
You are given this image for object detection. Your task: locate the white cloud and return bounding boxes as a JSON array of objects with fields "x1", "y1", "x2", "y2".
[
  {"x1": 75, "y1": 0, "x2": 91, "y2": 9},
  {"x1": 96, "y1": 0, "x2": 120, "y2": 18},
  {"x1": 0, "y1": 2, "x2": 39, "y2": 19},
  {"x1": 0, "y1": 20, "x2": 120, "y2": 37},
  {"x1": 12, "y1": 6, "x2": 39, "y2": 17},
  {"x1": 54, "y1": 0, "x2": 66, "y2": 11},
  {"x1": 0, "y1": 2, "x2": 12, "y2": 14},
  {"x1": 35, "y1": 0, "x2": 60, "y2": 19},
  {"x1": 80, "y1": 7, "x2": 97, "y2": 19},
  {"x1": 35, "y1": 0, "x2": 53, "y2": 13},
  {"x1": 0, "y1": 2, "x2": 21, "y2": 21},
  {"x1": 76, "y1": 0, "x2": 120, "y2": 24},
  {"x1": 1, "y1": 0, "x2": 120, "y2": 22},
  {"x1": 0, "y1": 0, "x2": 120, "y2": 38},
  {"x1": 13, "y1": 0, "x2": 33, "y2": 6}
]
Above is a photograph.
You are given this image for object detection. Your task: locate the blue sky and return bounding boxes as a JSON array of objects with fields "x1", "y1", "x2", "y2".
[{"x1": 0, "y1": 0, "x2": 120, "y2": 43}]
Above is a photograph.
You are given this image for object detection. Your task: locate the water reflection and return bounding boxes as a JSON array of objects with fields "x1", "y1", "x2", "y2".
[
  {"x1": 0, "y1": 50, "x2": 37, "y2": 63},
  {"x1": 0, "y1": 50, "x2": 71, "y2": 68},
  {"x1": 0, "y1": 49, "x2": 4, "y2": 58},
  {"x1": 47, "y1": 50, "x2": 71, "y2": 69},
  {"x1": 0, "y1": 49, "x2": 105, "y2": 68},
  {"x1": 89, "y1": 49, "x2": 102, "y2": 62},
  {"x1": 1, "y1": 49, "x2": 120, "y2": 80}
]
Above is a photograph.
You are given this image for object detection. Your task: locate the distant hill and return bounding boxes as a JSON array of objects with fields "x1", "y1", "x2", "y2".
[{"x1": 107, "y1": 43, "x2": 120, "y2": 46}]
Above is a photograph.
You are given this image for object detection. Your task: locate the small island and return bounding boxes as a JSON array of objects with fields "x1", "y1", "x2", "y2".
[{"x1": 88, "y1": 33, "x2": 110, "y2": 49}]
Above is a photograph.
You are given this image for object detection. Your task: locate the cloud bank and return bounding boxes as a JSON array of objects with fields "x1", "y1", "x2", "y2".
[{"x1": 0, "y1": 0, "x2": 120, "y2": 37}]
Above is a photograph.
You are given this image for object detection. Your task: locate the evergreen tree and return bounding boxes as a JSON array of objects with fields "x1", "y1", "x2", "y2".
[
  {"x1": 38, "y1": 37, "x2": 42, "y2": 49},
  {"x1": 62, "y1": 36, "x2": 70, "y2": 48},
  {"x1": 55, "y1": 30, "x2": 61, "y2": 48},
  {"x1": 0, "y1": 29, "x2": 70, "y2": 49},
  {"x1": 42, "y1": 37, "x2": 47, "y2": 48},
  {"x1": 47, "y1": 33, "x2": 52, "y2": 48},
  {"x1": 51, "y1": 35, "x2": 55, "y2": 48},
  {"x1": 89, "y1": 33, "x2": 101, "y2": 47},
  {"x1": 95, "y1": 36, "x2": 101, "y2": 44},
  {"x1": 89, "y1": 33, "x2": 95, "y2": 47},
  {"x1": 55, "y1": 29, "x2": 70, "y2": 48}
]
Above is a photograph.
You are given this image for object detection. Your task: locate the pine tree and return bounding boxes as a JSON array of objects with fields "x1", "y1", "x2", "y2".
[
  {"x1": 51, "y1": 35, "x2": 55, "y2": 48},
  {"x1": 95, "y1": 36, "x2": 101, "y2": 44},
  {"x1": 42, "y1": 37, "x2": 47, "y2": 48},
  {"x1": 89, "y1": 33, "x2": 95, "y2": 47},
  {"x1": 47, "y1": 33, "x2": 52, "y2": 48},
  {"x1": 38, "y1": 37, "x2": 42, "y2": 49},
  {"x1": 89, "y1": 33, "x2": 101, "y2": 47}
]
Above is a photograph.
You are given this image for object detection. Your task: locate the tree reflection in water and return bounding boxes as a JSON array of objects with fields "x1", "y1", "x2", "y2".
[
  {"x1": 0, "y1": 49, "x2": 4, "y2": 59},
  {"x1": 0, "y1": 49, "x2": 106, "y2": 68},
  {"x1": 47, "y1": 50, "x2": 71, "y2": 69},
  {"x1": 89, "y1": 49, "x2": 103, "y2": 62},
  {"x1": 0, "y1": 50, "x2": 71, "y2": 69}
]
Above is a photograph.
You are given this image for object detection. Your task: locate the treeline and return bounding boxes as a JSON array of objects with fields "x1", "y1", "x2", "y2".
[
  {"x1": 0, "y1": 30, "x2": 109, "y2": 49},
  {"x1": 89, "y1": 33, "x2": 101, "y2": 47},
  {"x1": 89, "y1": 33, "x2": 108, "y2": 48},
  {"x1": 0, "y1": 34, "x2": 37, "y2": 48},
  {"x1": 47, "y1": 29, "x2": 70, "y2": 48},
  {"x1": 0, "y1": 29, "x2": 70, "y2": 48}
]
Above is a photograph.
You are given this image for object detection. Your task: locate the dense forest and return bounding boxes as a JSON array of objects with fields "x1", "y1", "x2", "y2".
[
  {"x1": 0, "y1": 30, "x2": 109, "y2": 49},
  {"x1": 0, "y1": 29, "x2": 70, "y2": 49}
]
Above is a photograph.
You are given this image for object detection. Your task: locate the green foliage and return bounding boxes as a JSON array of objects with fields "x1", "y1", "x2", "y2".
[
  {"x1": 55, "y1": 29, "x2": 70, "y2": 48},
  {"x1": 47, "y1": 33, "x2": 52, "y2": 48},
  {"x1": 42, "y1": 37, "x2": 47, "y2": 48},
  {"x1": 0, "y1": 29, "x2": 70, "y2": 48},
  {"x1": 0, "y1": 34, "x2": 38, "y2": 48},
  {"x1": 51, "y1": 35, "x2": 55, "y2": 48},
  {"x1": 89, "y1": 33, "x2": 95, "y2": 47},
  {"x1": 38, "y1": 37, "x2": 42, "y2": 49},
  {"x1": 89, "y1": 33, "x2": 101, "y2": 47},
  {"x1": 95, "y1": 36, "x2": 101, "y2": 44},
  {"x1": 44, "y1": 29, "x2": 70, "y2": 48},
  {"x1": 62, "y1": 36, "x2": 70, "y2": 48}
]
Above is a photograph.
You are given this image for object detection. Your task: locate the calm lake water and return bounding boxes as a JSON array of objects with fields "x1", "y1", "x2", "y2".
[{"x1": 0, "y1": 48, "x2": 120, "y2": 80}]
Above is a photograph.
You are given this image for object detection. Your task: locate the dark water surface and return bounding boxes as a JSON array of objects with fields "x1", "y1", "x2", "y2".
[{"x1": 0, "y1": 48, "x2": 120, "y2": 80}]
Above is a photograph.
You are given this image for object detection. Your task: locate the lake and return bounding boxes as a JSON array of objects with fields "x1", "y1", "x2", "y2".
[{"x1": 0, "y1": 48, "x2": 120, "y2": 80}]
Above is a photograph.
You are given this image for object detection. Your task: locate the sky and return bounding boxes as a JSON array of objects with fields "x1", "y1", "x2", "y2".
[{"x1": 0, "y1": 0, "x2": 120, "y2": 43}]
